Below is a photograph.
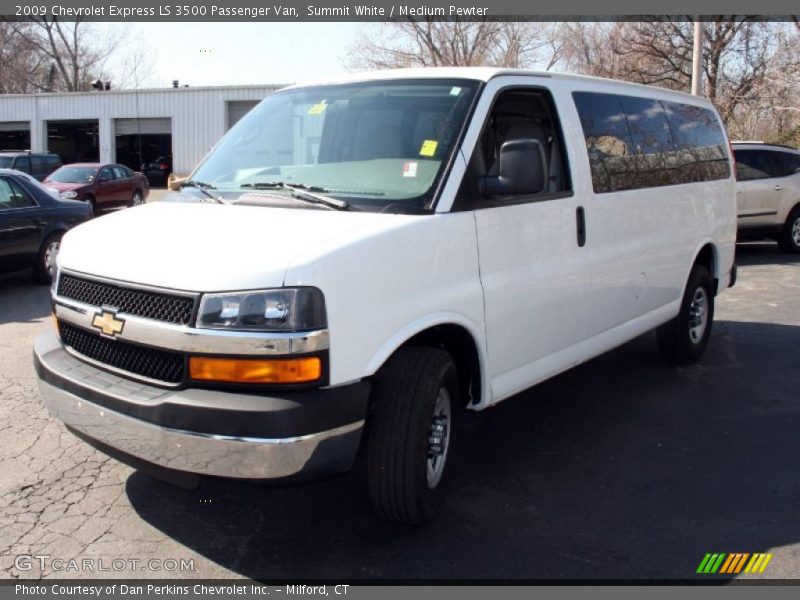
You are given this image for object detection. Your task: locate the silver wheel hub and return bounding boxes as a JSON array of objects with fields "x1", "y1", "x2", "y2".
[
  {"x1": 688, "y1": 287, "x2": 708, "y2": 344},
  {"x1": 791, "y1": 217, "x2": 800, "y2": 246},
  {"x1": 426, "y1": 387, "x2": 451, "y2": 489},
  {"x1": 44, "y1": 241, "x2": 60, "y2": 278}
]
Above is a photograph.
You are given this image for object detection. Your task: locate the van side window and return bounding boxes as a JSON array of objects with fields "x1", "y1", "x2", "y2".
[
  {"x1": 46, "y1": 155, "x2": 63, "y2": 172},
  {"x1": 455, "y1": 87, "x2": 572, "y2": 209},
  {"x1": 573, "y1": 92, "x2": 730, "y2": 193},
  {"x1": 12, "y1": 156, "x2": 31, "y2": 174},
  {"x1": 29, "y1": 155, "x2": 48, "y2": 179}
]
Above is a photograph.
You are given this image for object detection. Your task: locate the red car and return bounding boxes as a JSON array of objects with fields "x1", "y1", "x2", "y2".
[{"x1": 43, "y1": 163, "x2": 149, "y2": 213}]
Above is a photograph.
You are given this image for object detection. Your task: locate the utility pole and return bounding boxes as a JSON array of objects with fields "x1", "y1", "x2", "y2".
[{"x1": 691, "y1": 20, "x2": 704, "y2": 96}]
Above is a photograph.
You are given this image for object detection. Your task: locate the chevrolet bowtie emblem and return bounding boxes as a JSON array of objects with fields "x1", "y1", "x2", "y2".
[{"x1": 92, "y1": 310, "x2": 125, "y2": 337}]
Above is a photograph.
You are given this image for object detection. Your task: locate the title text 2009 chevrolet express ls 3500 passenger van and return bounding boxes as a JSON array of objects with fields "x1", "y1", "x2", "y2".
[{"x1": 34, "y1": 68, "x2": 737, "y2": 524}]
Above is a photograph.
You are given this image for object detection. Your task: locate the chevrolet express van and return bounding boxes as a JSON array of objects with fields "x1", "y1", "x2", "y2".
[{"x1": 34, "y1": 68, "x2": 737, "y2": 524}]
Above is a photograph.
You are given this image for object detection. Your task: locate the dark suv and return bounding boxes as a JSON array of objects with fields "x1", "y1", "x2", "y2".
[{"x1": 0, "y1": 151, "x2": 63, "y2": 181}]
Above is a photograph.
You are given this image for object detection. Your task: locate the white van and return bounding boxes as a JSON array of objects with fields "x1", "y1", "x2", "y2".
[{"x1": 35, "y1": 68, "x2": 737, "y2": 524}]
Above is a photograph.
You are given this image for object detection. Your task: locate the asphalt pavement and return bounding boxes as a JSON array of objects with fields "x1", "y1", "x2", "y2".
[{"x1": 0, "y1": 241, "x2": 798, "y2": 580}]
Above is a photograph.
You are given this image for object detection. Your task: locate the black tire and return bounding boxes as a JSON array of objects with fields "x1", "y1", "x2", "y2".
[
  {"x1": 130, "y1": 190, "x2": 143, "y2": 207},
  {"x1": 366, "y1": 346, "x2": 459, "y2": 525},
  {"x1": 777, "y1": 206, "x2": 800, "y2": 254},
  {"x1": 657, "y1": 265, "x2": 715, "y2": 365},
  {"x1": 32, "y1": 232, "x2": 63, "y2": 285}
]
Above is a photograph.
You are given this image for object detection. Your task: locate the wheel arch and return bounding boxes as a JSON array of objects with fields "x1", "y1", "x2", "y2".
[
  {"x1": 779, "y1": 200, "x2": 800, "y2": 223},
  {"x1": 365, "y1": 315, "x2": 489, "y2": 409},
  {"x1": 690, "y1": 241, "x2": 719, "y2": 295},
  {"x1": 41, "y1": 223, "x2": 68, "y2": 242}
]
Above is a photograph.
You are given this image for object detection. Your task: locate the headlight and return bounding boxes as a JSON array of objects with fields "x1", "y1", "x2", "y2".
[
  {"x1": 60, "y1": 191, "x2": 77, "y2": 199},
  {"x1": 197, "y1": 288, "x2": 326, "y2": 332}
]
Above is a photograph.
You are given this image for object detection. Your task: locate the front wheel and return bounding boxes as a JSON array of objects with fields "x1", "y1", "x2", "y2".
[
  {"x1": 130, "y1": 191, "x2": 143, "y2": 207},
  {"x1": 657, "y1": 265, "x2": 715, "y2": 364},
  {"x1": 366, "y1": 347, "x2": 459, "y2": 525},
  {"x1": 777, "y1": 206, "x2": 800, "y2": 254},
  {"x1": 33, "y1": 232, "x2": 62, "y2": 284}
]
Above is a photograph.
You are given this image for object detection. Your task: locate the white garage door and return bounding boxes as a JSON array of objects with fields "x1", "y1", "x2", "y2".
[
  {"x1": 227, "y1": 101, "x2": 259, "y2": 130},
  {"x1": 0, "y1": 121, "x2": 30, "y2": 132},
  {"x1": 115, "y1": 118, "x2": 171, "y2": 136}
]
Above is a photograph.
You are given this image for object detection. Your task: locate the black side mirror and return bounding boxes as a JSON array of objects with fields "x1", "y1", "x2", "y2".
[{"x1": 482, "y1": 139, "x2": 547, "y2": 197}]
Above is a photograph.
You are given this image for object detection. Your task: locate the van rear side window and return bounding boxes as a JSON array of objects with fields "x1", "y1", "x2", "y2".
[{"x1": 573, "y1": 92, "x2": 730, "y2": 194}]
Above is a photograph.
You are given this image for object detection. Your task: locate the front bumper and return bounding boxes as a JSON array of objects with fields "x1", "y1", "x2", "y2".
[{"x1": 34, "y1": 331, "x2": 368, "y2": 480}]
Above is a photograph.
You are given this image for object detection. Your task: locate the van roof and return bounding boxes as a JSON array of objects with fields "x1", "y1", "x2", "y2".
[
  {"x1": 283, "y1": 67, "x2": 710, "y2": 104},
  {"x1": 732, "y1": 141, "x2": 799, "y2": 151}
]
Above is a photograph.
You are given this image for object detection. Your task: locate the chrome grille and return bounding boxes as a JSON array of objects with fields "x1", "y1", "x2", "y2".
[{"x1": 58, "y1": 274, "x2": 195, "y2": 325}]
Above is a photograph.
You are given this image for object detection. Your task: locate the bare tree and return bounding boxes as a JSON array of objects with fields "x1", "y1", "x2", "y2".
[
  {"x1": 347, "y1": 20, "x2": 562, "y2": 70},
  {"x1": 2, "y1": 17, "x2": 127, "y2": 93},
  {"x1": 558, "y1": 21, "x2": 626, "y2": 78},
  {"x1": 558, "y1": 19, "x2": 800, "y2": 144},
  {"x1": 0, "y1": 22, "x2": 50, "y2": 93}
]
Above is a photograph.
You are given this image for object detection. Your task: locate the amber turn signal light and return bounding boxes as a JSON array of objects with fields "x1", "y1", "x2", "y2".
[{"x1": 189, "y1": 356, "x2": 322, "y2": 384}]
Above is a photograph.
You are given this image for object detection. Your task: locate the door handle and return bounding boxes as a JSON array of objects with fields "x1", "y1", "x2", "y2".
[
  {"x1": 34, "y1": 219, "x2": 48, "y2": 227},
  {"x1": 576, "y1": 206, "x2": 586, "y2": 247},
  {"x1": 773, "y1": 185, "x2": 782, "y2": 191}
]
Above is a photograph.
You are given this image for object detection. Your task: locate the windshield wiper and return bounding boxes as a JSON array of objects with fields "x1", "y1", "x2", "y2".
[
  {"x1": 180, "y1": 180, "x2": 228, "y2": 204},
  {"x1": 239, "y1": 181, "x2": 349, "y2": 211}
]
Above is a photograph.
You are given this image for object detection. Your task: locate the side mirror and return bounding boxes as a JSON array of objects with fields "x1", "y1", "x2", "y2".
[
  {"x1": 98, "y1": 176, "x2": 110, "y2": 184},
  {"x1": 482, "y1": 139, "x2": 547, "y2": 197}
]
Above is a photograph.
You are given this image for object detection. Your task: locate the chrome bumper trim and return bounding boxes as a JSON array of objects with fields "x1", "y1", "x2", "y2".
[
  {"x1": 53, "y1": 295, "x2": 329, "y2": 356},
  {"x1": 38, "y1": 378, "x2": 363, "y2": 479}
]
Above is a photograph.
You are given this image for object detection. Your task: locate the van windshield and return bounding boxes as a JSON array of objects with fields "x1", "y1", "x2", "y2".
[
  {"x1": 0, "y1": 157, "x2": 13, "y2": 168},
  {"x1": 190, "y1": 79, "x2": 480, "y2": 212}
]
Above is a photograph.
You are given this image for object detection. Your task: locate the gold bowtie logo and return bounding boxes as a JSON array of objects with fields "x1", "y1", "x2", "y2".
[{"x1": 92, "y1": 310, "x2": 125, "y2": 337}]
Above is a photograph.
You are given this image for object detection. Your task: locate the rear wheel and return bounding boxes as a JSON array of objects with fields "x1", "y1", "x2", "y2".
[
  {"x1": 777, "y1": 206, "x2": 800, "y2": 254},
  {"x1": 130, "y1": 190, "x2": 143, "y2": 207},
  {"x1": 33, "y1": 232, "x2": 62, "y2": 284},
  {"x1": 366, "y1": 346, "x2": 458, "y2": 525},
  {"x1": 657, "y1": 265, "x2": 715, "y2": 364}
]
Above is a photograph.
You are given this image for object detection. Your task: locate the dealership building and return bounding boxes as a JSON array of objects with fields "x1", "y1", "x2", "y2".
[{"x1": 0, "y1": 84, "x2": 281, "y2": 178}]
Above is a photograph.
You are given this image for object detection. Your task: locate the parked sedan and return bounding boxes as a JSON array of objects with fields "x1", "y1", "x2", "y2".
[
  {"x1": 0, "y1": 168, "x2": 92, "y2": 283},
  {"x1": 44, "y1": 163, "x2": 149, "y2": 213}
]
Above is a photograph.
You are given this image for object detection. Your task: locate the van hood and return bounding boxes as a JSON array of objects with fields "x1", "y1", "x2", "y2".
[{"x1": 57, "y1": 201, "x2": 403, "y2": 291}]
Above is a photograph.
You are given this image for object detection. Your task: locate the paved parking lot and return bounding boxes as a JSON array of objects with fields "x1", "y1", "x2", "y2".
[{"x1": 1, "y1": 242, "x2": 798, "y2": 580}]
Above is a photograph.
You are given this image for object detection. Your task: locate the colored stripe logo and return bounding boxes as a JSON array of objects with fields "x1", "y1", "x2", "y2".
[{"x1": 697, "y1": 553, "x2": 773, "y2": 574}]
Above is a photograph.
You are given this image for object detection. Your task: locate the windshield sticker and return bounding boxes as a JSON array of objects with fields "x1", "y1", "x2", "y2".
[
  {"x1": 419, "y1": 140, "x2": 438, "y2": 157},
  {"x1": 307, "y1": 100, "x2": 328, "y2": 115},
  {"x1": 450, "y1": 86, "x2": 462, "y2": 96},
  {"x1": 403, "y1": 162, "x2": 418, "y2": 178}
]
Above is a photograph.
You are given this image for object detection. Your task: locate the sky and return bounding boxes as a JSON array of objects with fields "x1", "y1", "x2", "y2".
[{"x1": 103, "y1": 23, "x2": 365, "y2": 89}]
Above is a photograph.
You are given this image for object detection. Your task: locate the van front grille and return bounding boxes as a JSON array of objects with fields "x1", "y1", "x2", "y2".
[
  {"x1": 57, "y1": 274, "x2": 195, "y2": 325},
  {"x1": 59, "y1": 322, "x2": 185, "y2": 385}
]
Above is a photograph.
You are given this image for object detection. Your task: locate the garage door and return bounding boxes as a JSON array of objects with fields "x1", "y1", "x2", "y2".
[
  {"x1": 114, "y1": 118, "x2": 171, "y2": 136},
  {"x1": 0, "y1": 121, "x2": 30, "y2": 132},
  {"x1": 227, "y1": 101, "x2": 258, "y2": 130}
]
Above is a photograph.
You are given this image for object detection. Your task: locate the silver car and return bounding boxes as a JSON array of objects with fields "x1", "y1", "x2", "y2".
[{"x1": 733, "y1": 141, "x2": 800, "y2": 253}]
